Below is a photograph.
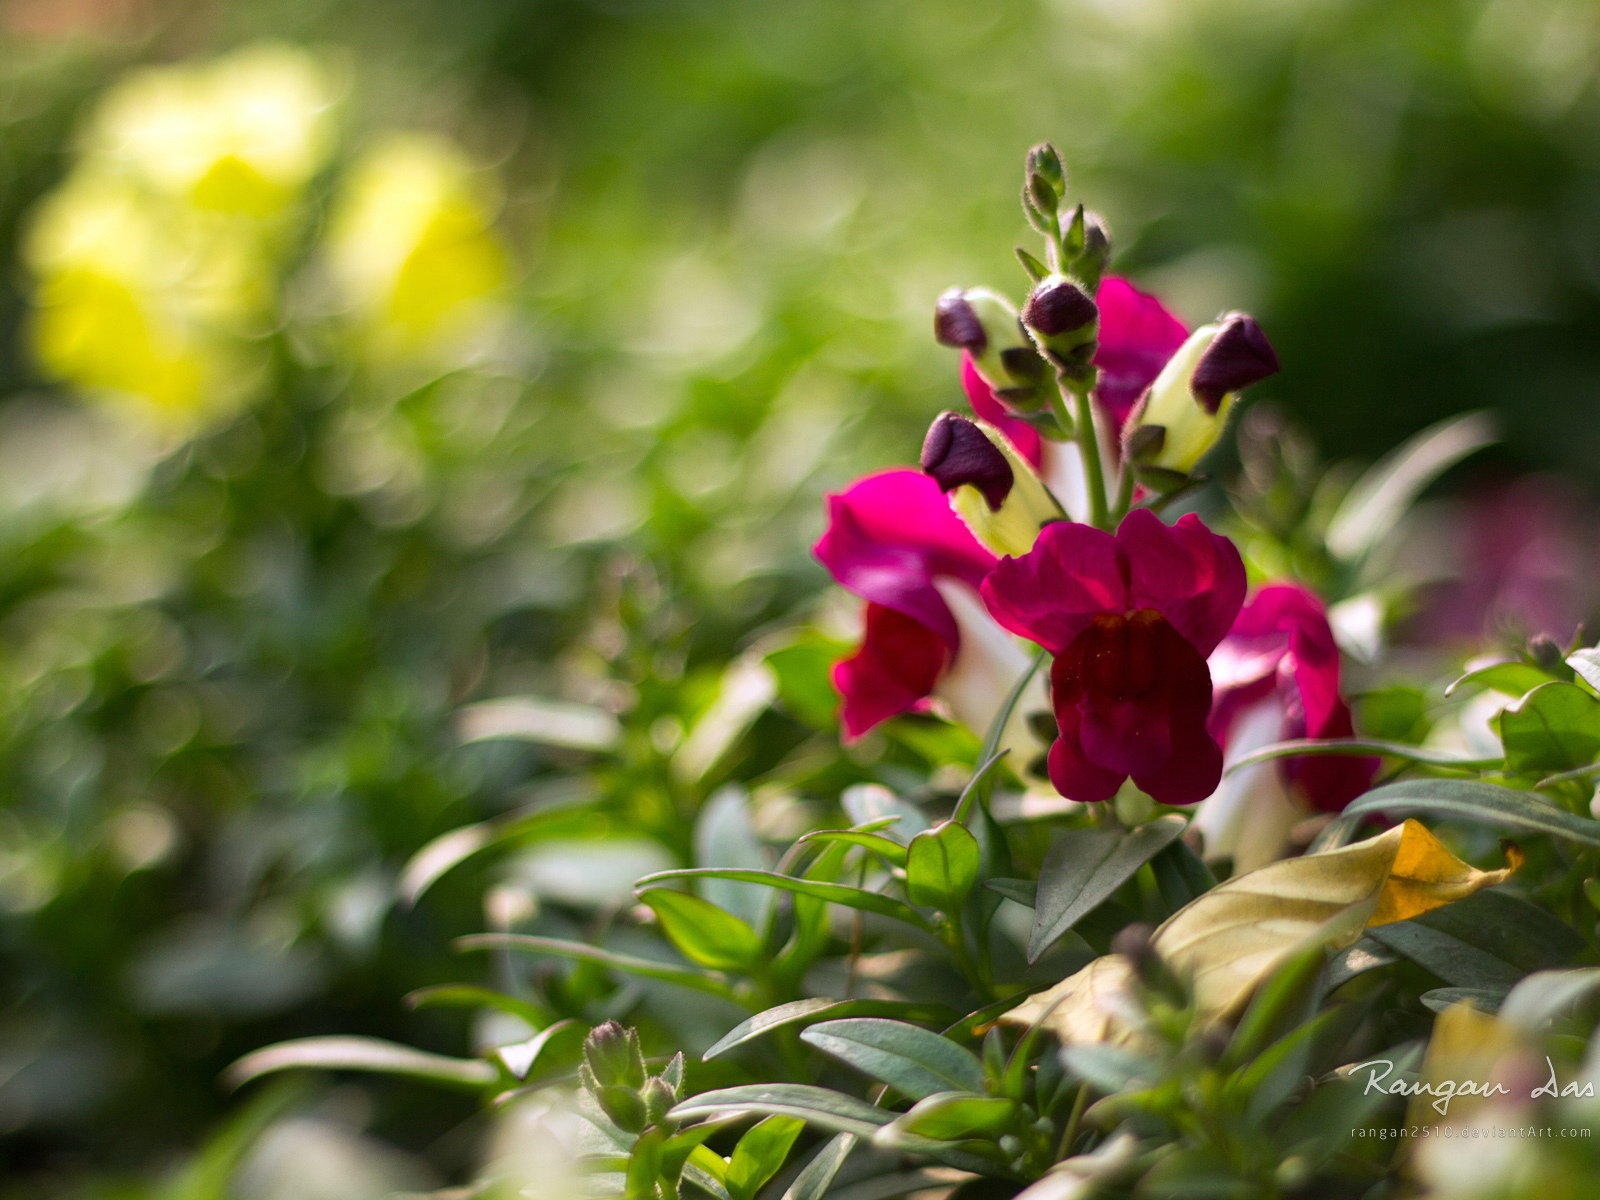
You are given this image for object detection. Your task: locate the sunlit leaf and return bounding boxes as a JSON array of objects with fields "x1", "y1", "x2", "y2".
[
  {"x1": 1497, "y1": 681, "x2": 1600, "y2": 776},
  {"x1": 905, "y1": 821, "x2": 980, "y2": 910},
  {"x1": 227, "y1": 1036, "x2": 497, "y2": 1091},
  {"x1": 639, "y1": 888, "x2": 765, "y2": 972},
  {"x1": 1445, "y1": 660, "x2": 1556, "y2": 700},
  {"x1": 636, "y1": 867, "x2": 929, "y2": 930},
  {"x1": 724, "y1": 1116, "x2": 804, "y2": 1200}
]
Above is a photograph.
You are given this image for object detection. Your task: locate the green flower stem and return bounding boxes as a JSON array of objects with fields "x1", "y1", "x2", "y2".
[{"x1": 1054, "y1": 381, "x2": 1110, "y2": 530}]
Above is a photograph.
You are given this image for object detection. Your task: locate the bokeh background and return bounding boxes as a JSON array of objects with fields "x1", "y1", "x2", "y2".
[{"x1": 0, "y1": 0, "x2": 1597, "y2": 1195}]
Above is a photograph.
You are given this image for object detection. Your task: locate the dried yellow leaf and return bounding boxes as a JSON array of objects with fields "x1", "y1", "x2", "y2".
[{"x1": 1004, "y1": 820, "x2": 1515, "y2": 1045}]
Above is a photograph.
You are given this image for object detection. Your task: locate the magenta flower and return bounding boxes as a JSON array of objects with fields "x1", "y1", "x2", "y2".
[
  {"x1": 979, "y1": 508, "x2": 1246, "y2": 805},
  {"x1": 1090, "y1": 277, "x2": 1189, "y2": 431},
  {"x1": 1207, "y1": 583, "x2": 1377, "y2": 813},
  {"x1": 814, "y1": 470, "x2": 1001, "y2": 739}
]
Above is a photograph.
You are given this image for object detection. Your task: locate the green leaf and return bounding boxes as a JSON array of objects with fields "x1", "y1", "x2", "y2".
[
  {"x1": 800, "y1": 1018, "x2": 985, "y2": 1100},
  {"x1": 669, "y1": 1084, "x2": 891, "y2": 1138},
  {"x1": 1355, "y1": 685, "x2": 1432, "y2": 742},
  {"x1": 724, "y1": 1116, "x2": 805, "y2": 1200},
  {"x1": 456, "y1": 695, "x2": 621, "y2": 752},
  {"x1": 226, "y1": 1037, "x2": 497, "y2": 1092},
  {"x1": 840, "y1": 785, "x2": 929, "y2": 844},
  {"x1": 1497, "y1": 681, "x2": 1600, "y2": 776},
  {"x1": 1367, "y1": 889, "x2": 1584, "y2": 990},
  {"x1": 494, "y1": 1019, "x2": 584, "y2": 1081},
  {"x1": 797, "y1": 828, "x2": 908, "y2": 867},
  {"x1": 639, "y1": 888, "x2": 765, "y2": 972},
  {"x1": 694, "y1": 786, "x2": 774, "y2": 927},
  {"x1": 404, "y1": 984, "x2": 550, "y2": 1029},
  {"x1": 636, "y1": 868, "x2": 930, "y2": 930},
  {"x1": 1225, "y1": 738, "x2": 1497, "y2": 774},
  {"x1": 704, "y1": 998, "x2": 961, "y2": 1061},
  {"x1": 1028, "y1": 817, "x2": 1186, "y2": 962},
  {"x1": 878, "y1": 1092, "x2": 1019, "y2": 1142},
  {"x1": 400, "y1": 795, "x2": 611, "y2": 903},
  {"x1": 905, "y1": 821, "x2": 981, "y2": 910},
  {"x1": 1331, "y1": 779, "x2": 1600, "y2": 850},
  {"x1": 455, "y1": 934, "x2": 735, "y2": 999},
  {"x1": 1325, "y1": 411, "x2": 1495, "y2": 563},
  {"x1": 674, "y1": 656, "x2": 778, "y2": 784},
  {"x1": 1446, "y1": 661, "x2": 1556, "y2": 699},
  {"x1": 779, "y1": 1134, "x2": 855, "y2": 1200}
]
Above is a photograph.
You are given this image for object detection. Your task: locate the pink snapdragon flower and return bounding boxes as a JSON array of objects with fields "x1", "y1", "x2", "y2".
[
  {"x1": 979, "y1": 509, "x2": 1246, "y2": 805},
  {"x1": 1194, "y1": 583, "x2": 1377, "y2": 870},
  {"x1": 815, "y1": 469, "x2": 1032, "y2": 741}
]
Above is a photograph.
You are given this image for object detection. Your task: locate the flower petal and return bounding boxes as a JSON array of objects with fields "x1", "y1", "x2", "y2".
[
  {"x1": 1119, "y1": 509, "x2": 1246, "y2": 655},
  {"x1": 1046, "y1": 708, "x2": 1126, "y2": 804},
  {"x1": 1210, "y1": 583, "x2": 1377, "y2": 813},
  {"x1": 815, "y1": 469, "x2": 996, "y2": 644},
  {"x1": 1092, "y1": 276, "x2": 1188, "y2": 431},
  {"x1": 979, "y1": 521, "x2": 1126, "y2": 655},
  {"x1": 833, "y1": 602, "x2": 950, "y2": 740},
  {"x1": 961, "y1": 352, "x2": 1044, "y2": 467}
]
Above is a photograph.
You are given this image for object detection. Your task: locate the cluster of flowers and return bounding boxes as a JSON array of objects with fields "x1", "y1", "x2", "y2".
[
  {"x1": 814, "y1": 151, "x2": 1375, "y2": 867},
  {"x1": 25, "y1": 44, "x2": 508, "y2": 435}
]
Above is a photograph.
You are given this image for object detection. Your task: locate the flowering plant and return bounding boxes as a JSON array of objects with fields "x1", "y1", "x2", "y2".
[{"x1": 238, "y1": 144, "x2": 1600, "y2": 1200}]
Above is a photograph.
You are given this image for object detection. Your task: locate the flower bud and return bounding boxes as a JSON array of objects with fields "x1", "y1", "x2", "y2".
[
  {"x1": 921, "y1": 412, "x2": 1063, "y2": 557},
  {"x1": 640, "y1": 1075, "x2": 678, "y2": 1127},
  {"x1": 1021, "y1": 275, "x2": 1098, "y2": 384},
  {"x1": 1121, "y1": 313, "x2": 1279, "y2": 475},
  {"x1": 582, "y1": 1020, "x2": 647, "y2": 1092},
  {"x1": 935, "y1": 287, "x2": 1048, "y2": 410}
]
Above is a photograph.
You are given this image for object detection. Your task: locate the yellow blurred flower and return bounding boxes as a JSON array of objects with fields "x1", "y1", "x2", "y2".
[
  {"x1": 83, "y1": 43, "x2": 336, "y2": 218},
  {"x1": 323, "y1": 132, "x2": 509, "y2": 358},
  {"x1": 23, "y1": 44, "x2": 336, "y2": 434}
]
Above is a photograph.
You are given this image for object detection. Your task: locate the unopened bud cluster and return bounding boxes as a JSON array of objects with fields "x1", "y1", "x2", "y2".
[{"x1": 579, "y1": 1021, "x2": 685, "y2": 1135}]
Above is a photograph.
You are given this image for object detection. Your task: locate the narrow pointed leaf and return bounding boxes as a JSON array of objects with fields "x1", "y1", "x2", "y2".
[
  {"x1": 637, "y1": 868, "x2": 929, "y2": 929},
  {"x1": 1334, "y1": 779, "x2": 1600, "y2": 851},
  {"x1": 1028, "y1": 817, "x2": 1186, "y2": 962},
  {"x1": 704, "y1": 998, "x2": 961, "y2": 1061},
  {"x1": 455, "y1": 934, "x2": 735, "y2": 999},
  {"x1": 800, "y1": 1018, "x2": 985, "y2": 1100},
  {"x1": 227, "y1": 1037, "x2": 497, "y2": 1091}
]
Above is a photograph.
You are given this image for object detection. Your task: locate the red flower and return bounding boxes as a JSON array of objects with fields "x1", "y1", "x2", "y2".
[
  {"x1": 813, "y1": 470, "x2": 999, "y2": 739},
  {"x1": 1207, "y1": 583, "x2": 1376, "y2": 814},
  {"x1": 979, "y1": 508, "x2": 1245, "y2": 805}
]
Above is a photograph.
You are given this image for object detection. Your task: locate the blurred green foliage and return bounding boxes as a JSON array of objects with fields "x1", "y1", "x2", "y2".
[{"x1": 0, "y1": 0, "x2": 1594, "y2": 1194}]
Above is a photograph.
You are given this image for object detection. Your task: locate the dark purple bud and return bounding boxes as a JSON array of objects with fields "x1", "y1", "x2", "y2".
[
  {"x1": 1021, "y1": 276, "x2": 1097, "y2": 337},
  {"x1": 1191, "y1": 313, "x2": 1279, "y2": 413},
  {"x1": 934, "y1": 289, "x2": 987, "y2": 352},
  {"x1": 921, "y1": 412, "x2": 1014, "y2": 511}
]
